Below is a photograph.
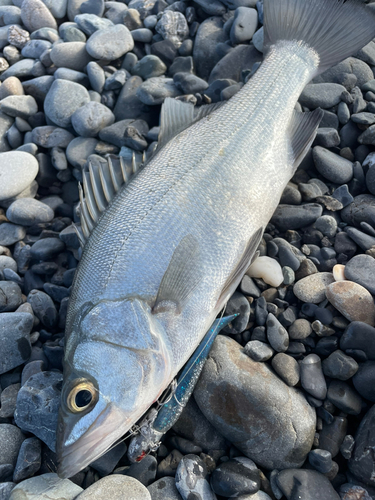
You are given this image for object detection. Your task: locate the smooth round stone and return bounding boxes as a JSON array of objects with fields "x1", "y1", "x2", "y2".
[
  {"x1": 0, "y1": 312, "x2": 33, "y2": 374},
  {"x1": 322, "y1": 350, "x2": 358, "y2": 381},
  {"x1": 333, "y1": 264, "x2": 345, "y2": 281},
  {"x1": 271, "y1": 204, "x2": 322, "y2": 231},
  {"x1": 326, "y1": 281, "x2": 375, "y2": 326},
  {"x1": 44, "y1": 79, "x2": 90, "y2": 128},
  {"x1": 87, "y1": 61, "x2": 105, "y2": 93},
  {"x1": 86, "y1": 24, "x2": 134, "y2": 60},
  {"x1": 131, "y1": 28, "x2": 153, "y2": 43},
  {"x1": 247, "y1": 256, "x2": 283, "y2": 287},
  {"x1": 0, "y1": 95, "x2": 37, "y2": 120},
  {"x1": 288, "y1": 319, "x2": 312, "y2": 340},
  {"x1": 327, "y1": 380, "x2": 362, "y2": 415},
  {"x1": 31, "y1": 126, "x2": 74, "y2": 149},
  {"x1": 349, "y1": 405, "x2": 375, "y2": 486},
  {"x1": 0, "y1": 223, "x2": 26, "y2": 246},
  {"x1": 9, "y1": 473, "x2": 82, "y2": 499},
  {"x1": 0, "y1": 424, "x2": 25, "y2": 468},
  {"x1": 175, "y1": 455, "x2": 215, "y2": 500},
  {"x1": 271, "y1": 353, "x2": 300, "y2": 387},
  {"x1": 244, "y1": 340, "x2": 274, "y2": 362},
  {"x1": 300, "y1": 354, "x2": 327, "y2": 400},
  {"x1": 352, "y1": 361, "x2": 375, "y2": 402},
  {"x1": 344, "y1": 254, "x2": 375, "y2": 295},
  {"x1": 194, "y1": 336, "x2": 316, "y2": 470},
  {"x1": 147, "y1": 477, "x2": 181, "y2": 500},
  {"x1": 0, "y1": 255, "x2": 17, "y2": 273},
  {"x1": 132, "y1": 55, "x2": 167, "y2": 80},
  {"x1": 13, "y1": 436, "x2": 41, "y2": 483},
  {"x1": 312, "y1": 146, "x2": 353, "y2": 184},
  {"x1": 276, "y1": 469, "x2": 340, "y2": 500},
  {"x1": 211, "y1": 457, "x2": 260, "y2": 497},
  {"x1": 30, "y1": 238, "x2": 65, "y2": 262},
  {"x1": 21, "y1": 0, "x2": 57, "y2": 32},
  {"x1": 6, "y1": 198, "x2": 54, "y2": 226},
  {"x1": 266, "y1": 313, "x2": 289, "y2": 353},
  {"x1": 0, "y1": 77, "x2": 24, "y2": 99},
  {"x1": 299, "y1": 83, "x2": 346, "y2": 109},
  {"x1": 230, "y1": 7, "x2": 258, "y2": 44},
  {"x1": 50, "y1": 42, "x2": 92, "y2": 71},
  {"x1": 293, "y1": 272, "x2": 334, "y2": 304},
  {"x1": 76, "y1": 475, "x2": 151, "y2": 499},
  {"x1": 66, "y1": 137, "x2": 98, "y2": 168},
  {"x1": 71, "y1": 102, "x2": 115, "y2": 137},
  {"x1": 0, "y1": 151, "x2": 38, "y2": 201}
]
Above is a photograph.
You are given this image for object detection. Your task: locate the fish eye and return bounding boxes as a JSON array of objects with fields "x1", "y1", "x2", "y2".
[{"x1": 67, "y1": 380, "x2": 97, "y2": 413}]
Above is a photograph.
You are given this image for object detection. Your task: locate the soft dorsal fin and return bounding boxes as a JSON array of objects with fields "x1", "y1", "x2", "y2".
[
  {"x1": 289, "y1": 108, "x2": 323, "y2": 171},
  {"x1": 216, "y1": 227, "x2": 264, "y2": 311},
  {"x1": 153, "y1": 234, "x2": 200, "y2": 315},
  {"x1": 158, "y1": 98, "x2": 195, "y2": 149},
  {"x1": 193, "y1": 101, "x2": 226, "y2": 121},
  {"x1": 77, "y1": 152, "x2": 145, "y2": 246}
]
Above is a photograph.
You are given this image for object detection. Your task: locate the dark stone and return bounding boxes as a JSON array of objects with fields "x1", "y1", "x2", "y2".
[
  {"x1": 223, "y1": 291, "x2": 250, "y2": 334},
  {"x1": 344, "y1": 254, "x2": 375, "y2": 295},
  {"x1": 341, "y1": 194, "x2": 375, "y2": 228},
  {"x1": 352, "y1": 361, "x2": 375, "y2": 402},
  {"x1": 271, "y1": 204, "x2": 323, "y2": 231},
  {"x1": 210, "y1": 457, "x2": 260, "y2": 497},
  {"x1": 120, "y1": 455, "x2": 157, "y2": 486},
  {"x1": 0, "y1": 312, "x2": 33, "y2": 375},
  {"x1": 349, "y1": 404, "x2": 375, "y2": 487},
  {"x1": 322, "y1": 350, "x2": 358, "y2": 381},
  {"x1": 13, "y1": 437, "x2": 41, "y2": 483},
  {"x1": 27, "y1": 290, "x2": 58, "y2": 329},
  {"x1": 276, "y1": 469, "x2": 340, "y2": 500}
]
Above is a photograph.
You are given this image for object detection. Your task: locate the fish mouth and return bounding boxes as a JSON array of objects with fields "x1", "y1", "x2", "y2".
[{"x1": 57, "y1": 405, "x2": 131, "y2": 479}]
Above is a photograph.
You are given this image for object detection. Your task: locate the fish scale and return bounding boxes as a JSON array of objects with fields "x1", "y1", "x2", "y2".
[{"x1": 57, "y1": 0, "x2": 375, "y2": 479}]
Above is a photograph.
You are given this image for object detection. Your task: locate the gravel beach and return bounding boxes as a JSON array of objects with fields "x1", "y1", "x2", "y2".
[{"x1": 0, "y1": 0, "x2": 375, "y2": 499}]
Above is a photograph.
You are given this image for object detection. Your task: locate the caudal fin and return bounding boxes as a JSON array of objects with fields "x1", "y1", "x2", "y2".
[{"x1": 263, "y1": 0, "x2": 375, "y2": 75}]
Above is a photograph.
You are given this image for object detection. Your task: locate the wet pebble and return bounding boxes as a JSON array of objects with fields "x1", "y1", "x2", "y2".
[
  {"x1": 175, "y1": 454, "x2": 215, "y2": 500},
  {"x1": 211, "y1": 457, "x2": 260, "y2": 497},
  {"x1": 326, "y1": 281, "x2": 375, "y2": 326}
]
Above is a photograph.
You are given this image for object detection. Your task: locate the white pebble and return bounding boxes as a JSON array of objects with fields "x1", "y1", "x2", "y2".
[
  {"x1": 333, "y1": 264, "x2": 346, "y2": 281},
  {"x1": 247, "y1": 256, "x2": 284, "y2": 287}
]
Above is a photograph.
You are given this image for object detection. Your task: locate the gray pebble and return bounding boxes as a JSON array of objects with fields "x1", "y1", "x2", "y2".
[
  {"x1": 344, "y1": 254, "x2": 375, "y2": 295},
  {"x1": 44, "y1": 79, "x2": 90, "y2": 128},
  {"x1": 322, "y1": 350, "x2": 358, "y2": 380},
  {"x1": 314, "y1": 128, "x2": 340, "y2": 148},
  {"x1": 50, "y1": 41, "x2": 92, "y2": 71},
  {"x1": 71, "y1": 102, "x2": 115, "y2": 137},
  {"x1": 0, "y1": 281, "x2": 23, "y2": 312},
  {"x1": 21, "y1": 39, "x2": 51, "y2": 59},
  {"x1": 276, "y1": 469, "x2": 340, "y2": 500},
  {"x1": 31, "y1": 126, "x2": 74, "y2": 149},
  {"x1": 74, "y1": 475, "x2": 149, "y2": 499},
  {"x1": 0, "y1": 312, "x2": 33, "y2": 374},
  {"x1": 175, "y1": 454, "x2": 216, "y2": 500},
  {"x1": 147, "y1": 477, "x2": 182, "y2": 500},
  {"x1": 0, "y1": 151, "x2": 38, "y2": 201},
  {"x1": 9, "y1": 473, "x2": 82, "y2": 499},
  {"x1": 271, "y1": 353, "x2": 300, "y2": 386},
  {"x1": 54, "y1": 68, "x2": 89, "y2": 87},
  {"x1": 327, "y1": 380, "x2": 362, "y2": 415},
  {"x1": 22, "y1": 75, "x2": 54, "y2": 102},
  {"x1": 13, "y1": 437, "x2": 41, "y2": 483},
  {"x1": 87, "y1": 61, "x2": 105, "y2": 93},
  {"x1": 66, "y1": 137, "x2": 98, "y2": 168},
  {"x1": 86, "y1": 24, "x2": 134, "y2": 60},
  {"x1": 299, "y1": 83, "x2": 346, "y2": 109},
  {"x1": 308, "y1": 449, "x2": 333, "y2": 474},
  {"x1": 74, "y1": 13, "x2": 113, "y2": 35},
  {"x1": 300, "y1": 354, "x2": 327, "y2": 400},
  {"x1": 271, "y1": 203, "x2": 323, "y2": 231},
  {"x1": 352, "y1": 361, "x2": 375, "y2": 402},
  {"x1": 223, "y1": 291, "x2": 250, "y2": 334},
  {"x1": 155, "y1": 11, "x2": 189, "y2": 49},
  {"x1": 173, "y1": 72, "x2": 208, "y2": 94},
  {"x1": 137, "y1": 77, "x2": 181, "y2": 105},
  {"x1": 0, "y1": 424, "x2": 25, "y2": 468},
  {"x1": 105, "y1": 2, "x2": 128, "y2": 24},
  {"x1": 104, "y1": 69, "x2": 127, "y2": 91},
  {"x1": 293, "y1": 272, "x2": 334, "y2": 303},
  {"x1": 337, "y1": 101, "x2": 350, "y2": 124},
  {"x1": 230, "y1": 7, "x2": 258, "y2": 44},
  {"x1": 266, "y1": 313, "x2": 289, "y2": 353},
  {"x1": 132, "y1": 55, "x2": 167, "y2": 80},
  {"x1": 0, "y1": 223, "x2": 25, "y2": 246},
  {"x1": 244, "y1": 340, "x2": 274, "y2": 361},
  {"x1": 0, "y1": 383, "x2": 20, "y2": 418},
  {"x1": 59, "y1": 22, "x2": 87, "y2": 42},
  {"x1": 340, "y1": 435, "x2": 355, "y2": 459},
  {"x1": 6, "y1": 198, "x2": 54, "y2": 226},
  {"x1": 313, "y1": 146, "x2": 353, "y2": 184},
  {"x1": 21, "y1": 0, "x2": 57, "y2": 32},
  {"x1": 131, "y1": 28, "x2": 153, "y2": 43}
]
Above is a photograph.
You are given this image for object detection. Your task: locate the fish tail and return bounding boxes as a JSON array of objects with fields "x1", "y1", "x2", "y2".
[{"x1": 263, "y1": 0, "x2": 375, "y2": 76}]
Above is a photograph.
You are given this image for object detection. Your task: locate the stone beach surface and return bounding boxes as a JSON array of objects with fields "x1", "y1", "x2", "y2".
[{"x1": 0, "y1": 0, "x2": 375, "y2": 499}]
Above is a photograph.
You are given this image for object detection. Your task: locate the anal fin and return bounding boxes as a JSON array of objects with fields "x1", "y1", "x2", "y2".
[{"x1": 289, "y1": 108, "x2": 323, "y2": 171}]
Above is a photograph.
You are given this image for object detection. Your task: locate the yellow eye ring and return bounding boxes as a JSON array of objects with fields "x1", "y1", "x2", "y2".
[{"x1": 67, "y1": 381, "x2": 97, "y2": 413}]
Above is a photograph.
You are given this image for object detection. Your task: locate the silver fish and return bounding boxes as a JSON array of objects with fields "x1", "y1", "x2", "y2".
[{"x1": 57, "y1": 0, "x2": 375, "y2": 479}]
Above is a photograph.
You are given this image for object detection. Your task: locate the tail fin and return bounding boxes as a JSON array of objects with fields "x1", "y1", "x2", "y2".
[{"x1": 263, "y1": 0, "x2": 375, "y2": 75}]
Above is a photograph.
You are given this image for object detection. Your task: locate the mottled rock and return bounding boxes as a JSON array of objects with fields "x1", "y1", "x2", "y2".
[
  {"x1": 76, "y1": 475, "x2": 151, "y2": 499},
  {"x1": 44, "y1": 79, "x2": 90, "y2": 128},
  {"x1": 0, "y1": 312, "x2": 33, "y2": 374},
  {"x1": 9, "y1": 473, "x2": 82, "y2": 499},
  {"x1": 194, "y1": 336, "x2": 316, "y2": 470},
  {"x1": 326, "y1": 281, "x2": 375, "y2": 326},
  {"x1": 293, "y1": 272, "x2": 334, "y2": 304},
  {"x1": 21, "y1": 0, "x2": 57, "y2": 32},
  {"x1": 86, "y1": 24, "x2": 134, "y2": 60},
  {"x1": 175, "y1": 455, "x2": 215, "y2": 500}
]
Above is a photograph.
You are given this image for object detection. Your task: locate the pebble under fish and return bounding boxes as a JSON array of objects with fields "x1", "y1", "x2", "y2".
[{"x1": 56, "y1": 0, "x2": 375, "y2": 479}]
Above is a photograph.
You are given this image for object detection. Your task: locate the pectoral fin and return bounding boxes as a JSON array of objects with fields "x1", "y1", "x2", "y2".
[
  {"x1": 216, "y1": 227, "x2": 263, "y2": 311},
  {"x1": 153, "y1": 234, "x2": 200, "y2": 315}
]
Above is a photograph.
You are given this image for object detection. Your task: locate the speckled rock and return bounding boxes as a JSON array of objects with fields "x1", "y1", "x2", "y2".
[
  {"x1": 0, "y1": 312, "x2": 33, "y2": 375},
  {"x1": 194, "y1": 335, "x2": 316, "y2": 470},
  {"x1": 0, "y1": 152, "x2": 38, "y2": 201},
  {"x1": 9, "y1": 473, "x2": 82, "y2": 500},
  {"x1": 75, "y1": 475, "x2": 151, "y2": 499},
  {"x1": 21, "y1": 0, "x2": 57, "y2": 32},
  {"x1": 86, "y1": 24, "x2": 134, "y2": 60},
  {"x1": 6, "y1": 198, "x2": 54, "y2": 226},
  {"x1": 293, "y1": 272, "x2": 334, "y2": 303},
  {"x1": 326, "y1": 281, "x2": 375, "y2": 326},
  {"x1": 44, "y1": 79, "x2": 90, "y2": 128}
]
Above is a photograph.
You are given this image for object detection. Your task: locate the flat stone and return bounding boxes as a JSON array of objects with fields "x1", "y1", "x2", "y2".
[
  {"x1": 299, "y1": 83, "x2": 346, "y2": 109},
  {"x1": 44, "y1": 79, "x2": 90, "y2": 128},
  {"x1": 9, "y1": 473, "x2": 82, "y2": 499},
  {"x1": 50, "y1": 42, "x2": 92, "y2": 71},
  {"x1": 230, "y1": 7, "x2": 258, "y2": 45},
  {"x1": 86, "y1": 24, "x2": 134, "y2": 60},
  {"x1": 132, "y1": 55, "x2": 167, "y2": 79},
  {"x1": 271, "y1": 204, "x2": 323, "y2": 231},
  {"x1": 75, "y1": 475, "x2": 151, "y2": 499},
  {"x1": 276, "y1": 469, "x2": 340, "y2": 500},
  {"x1": 147, "y1": 477, "x2": 182, "y2": 500},
  {"x1": 327, "y1": 380, "x2": 362, "y2": 415},
  {"x1": 326, "y1": 281, "x2": 375, "y2": 326},
  {"x1": 0, "y1": 151, "x2": 38, "y2": 201},
  {"x1": 66, "y1": 137, "x2": 98, "y2": 168},
  {"x1": 293, "y1": 272, "x2": 334, "y2": 304},
  {"x1": 21, "y1": 0, "x2": 57, "y2": 32},
  {"x1": 209, "y1": 44, "x2": 262, "y2": 84},
  {"x1": 312, "y1": 146, "x2": 353, "y2": 184},
  {"x1": 271, "y1": 353, "x2": 300, "y2": 386},
  {"x1": 6, "y1": 198, "x2": 54, "y2": 226},
  {"x1": 0, "y1": 95, "x2": 37, "y2": 120},
  {"x1": 136, "y1": 77, "x2": 181, "y2": 105},
  {"x1": 0, "y1": 223, "x2": 26, "y2": 246},
  {"x1": 71, "y1": 102, "x2": 115, "y2": 137},
  {"x1": 13, "y1": 436, "x2": 41, "y2": 483},
  {"x1": 0, "y1": 312, "x2": 33, "y2": 374},
  {"x1": 0, "y1": 383, "x2": 20, "y2": 418},
  {"x1": 31, "y1": 126, "x2": 74, "y2": 148},
  {"x1": 244, "y1": 340, "x2": 274, "y2": 362},
  {"x1": 194, "y1": 335, "x2": 316, "y2": 470}
]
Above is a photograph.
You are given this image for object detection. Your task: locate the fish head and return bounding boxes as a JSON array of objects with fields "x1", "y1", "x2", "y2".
[{"x1": 57, "y1": 297, "x2": 172, "y2": 479}]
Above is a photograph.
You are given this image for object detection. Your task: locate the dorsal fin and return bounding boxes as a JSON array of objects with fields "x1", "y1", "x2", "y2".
[
  {"x1": 194, "y1": 101, "x2": 226, "y2": 121},
  {"x1": 77, "y1": 152, "x2": 144, "y2": 247},
  {"x1": 289, "y1": 108, "x2": 323, "y2": 171},
  {"x1": 158, "y1": 98, "x2": 195, "y2": 149}
]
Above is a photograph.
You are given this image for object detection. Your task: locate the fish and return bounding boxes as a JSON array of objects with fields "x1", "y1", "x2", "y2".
[{"x1": 56, "y1": 0, "x2": 375, "y2": 479}]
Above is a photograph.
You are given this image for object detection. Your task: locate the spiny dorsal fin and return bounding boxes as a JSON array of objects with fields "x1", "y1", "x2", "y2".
[
  {"x1": 158, "y1": 98, "x2": 195, "y2": 149},
  {"x1": 289, "y1": 108, "x2": 323, "y2": 171},
  {"x1": 152, "y1": 234, "x2": 200, "y2": 315},
  {"x1": 77, "y1": 152, "x2": 144, "y2": 247},
  {"x1": 216, "y1": 227, "x2": 264, "y2": 311}
]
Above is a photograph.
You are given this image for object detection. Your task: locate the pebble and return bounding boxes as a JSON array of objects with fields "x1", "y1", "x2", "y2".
[
  {"x1": 13, "y1": 436, "x2": 41, "y2": 483},
  {"x1": 0, "y1": 424, "x2": 25, "y2": 469},
  {"x1": 308, "y1": 449, "x2": 333, "y2": 474},
  {"x1": 271, "y1": 203, "x2": 323, "y2": 231},
  {"x1": 86, "y1": 24, "x2": 134, "y2": 60},
  {"x1": 173, "y1": 72, "x2": 208, "y2": 94},
  {"x1": 27, "y1": 289, "x2": 58, "y2": 328},
  {"x1": 136, "y1": 77, "x2": 181, "y2": 105},
  {"x1": 299, "y1": 83, "x2": 346, "y2": 109},
  {"x1": 0, "y1": 95, "x2": 37, "y2": 120},
  {"x1": 313, "y1": 146, "x2": 353, "y2": 184},
  {"x1": 211, "y1": 457, "x2": 260, "y2": 497},
  {"x1": 327, "y1": 380, "x2": 362, "y2": 415},
  {"x1": 0, "y1": 255, "x2": 17, "y2": 272},
  {"x1": 247, "y1": 256, "x2": 283, "y2": 287},
  {"x1": 14, "y1": 371, "x2": 62, "y2": 452},
  {"x1": 352, "y1": 361, "x2": 375, "y2": 402},
  {"x1": 30, "y1": 238, "x2": 65, "y2": 262},
  {"x1": 71, "y1": 102, "x2": 115, "y2": 137},
  {"x1": 0, "y1": 223, "x2": 26, "y2": 246},
  {"x1": 322, "y1": 350, "x2": 358, "y2": 380},
  {"x1": 194, "y1": 335, "x2": 316, "y2": 470},
  {"x1": 244, "y1": 340, "x2": 274, "y2": 362},
  {"x1": 0, "y1": 312, "x2": 33, "y2": 374},
  {"x1": 6, "y1": 198, "x2": 54, "y2": 226},
  {"x1": 288, "y1": 318, "x2": 312, "y2": 339},
  {"x1": 9, "y1": 473, "x2": 82, "y2": 499},
  {"x1": 76, "y1": 474, "x2": 151, "y2": 499},
  {"x1": 132, "y1": 55, "x2": 167, "y2": 80},
  {"x1": 276, "y1": 469, "x2": 340, "y2": 500},
  {"x1": 44, "y1": 79, "x2": 90, "y2": 128},
  {"x1": 341, "y1": 194, "x2": 375, "y2": 227},
  {"x1": 155, "y1": 11, "x2": 188, "y2": 49},
  {"x1": 271, "y1": 353, "x2": 300, "y2": 386},
  {"x1": 326, "y1": 281, "x2": 375, "y2": 326},
  {"x1": 175, "y1": 454, "x2": 215, "y2": 500},
  {"x1": 344, "y1": 254, "x2": 375, "y2": 295},
  {"x1": 50, "y1": 41, "x2": 92, "y2": 71},
  {"x1": 293, "y1": 272, "x2": 334, "y2": 303},
  {"x1": 20, "y1": 0, "x2": 57, "y2": 32},
  {"x1": 340, "y1": 435, "x2": 355, "y2": 460},
  {"x1": 31, "y1": 126, "x2": 74, "y2": 149},
  {"x1": 349, "y1": 404, "x2": 375, "y2": 486},
  {"x1": 0, "y1": 151, "x2": 38, "y2": 201},
  {"x1": 147, "y1": 477, "x2": 182, "y2": 499},
  {"x1": 223, "y1": 291, "x2": 250, "y2": 334},
  {"x1": 340, "y1": 322, "x2": 375, "y2": 360},
  {"x1": 0, "y1": 383, "x2": 20, "y2": 418},
  {"x1": 66, "y1": 137, "x2": 98, "y2": 168},
  {"x1": 266, "y1": 313, "x2": 289, "y2": 352},
  {"x1": 193, "y1": 17, "x2": 228, "y2": 81},
  {"x1": 230, "y1": 7, "x2": 258, "y2": 44},
  {"x1": 300, "y1": 354, "x2": 327, "y2": 400}
]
